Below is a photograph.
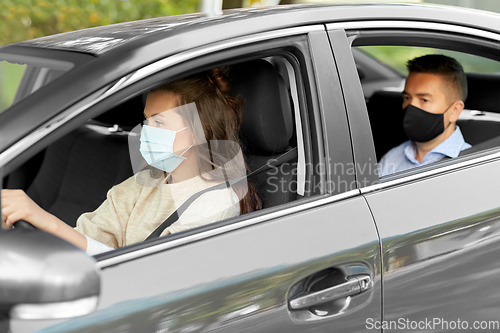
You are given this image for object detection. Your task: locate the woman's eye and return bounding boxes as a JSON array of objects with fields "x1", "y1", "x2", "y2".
[{"x1": 155, "y1": 120, "x2": 163, "y2": 127}]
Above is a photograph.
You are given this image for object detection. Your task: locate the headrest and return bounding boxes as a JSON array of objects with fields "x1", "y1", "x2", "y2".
[
  {"x1": 466, "y1": 73, "x2": 500, "y2": 113},
  {"x1": 368, "y1": 90, "x2": 404, "y2": 109},
  {"x1": 367, "y1": 90, "x2": 407, "y2": 160},
  {"x1": 230, "y1": 59, "x2": 293, "y2": 155}
]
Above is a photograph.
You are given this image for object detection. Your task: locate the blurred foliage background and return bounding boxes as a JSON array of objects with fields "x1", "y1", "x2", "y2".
[
  {"x1": 0, "y1": 0, "x2": 199, "y2": 46},
  {"x1": 0, "y1": 0, "x2": 199, "y2": 111},
  {"x1": 358, "y1": 46, "x2": 500, "y2": 75}
]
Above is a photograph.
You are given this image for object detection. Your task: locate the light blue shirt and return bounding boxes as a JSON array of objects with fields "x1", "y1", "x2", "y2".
[{"x1": 378, "y1": 126, "x2": 471, "y2": 177}]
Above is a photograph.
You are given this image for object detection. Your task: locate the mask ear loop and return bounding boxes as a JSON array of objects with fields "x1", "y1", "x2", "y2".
[
  {"x1": 176, "y1": 126, "x2": 192, "y2": 157},
  {"x1": 166, "y1": 144, "x2": 193, "y2": 184},
  {"x1": 178, "y1": 145, "x2": 193, "y2": 157},
  {"x1": 174, "y1": 126, "x2": 193, "y2": 157}
]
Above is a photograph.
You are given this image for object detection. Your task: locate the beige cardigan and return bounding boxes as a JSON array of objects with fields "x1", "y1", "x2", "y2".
[{"x1": 74, "y1": 171, "x2": 240, "y2": 249}]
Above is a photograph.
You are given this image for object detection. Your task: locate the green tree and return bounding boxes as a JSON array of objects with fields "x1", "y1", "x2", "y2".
[{"x1": 0, "y1": 0, "x2": 199, "y2": 46}]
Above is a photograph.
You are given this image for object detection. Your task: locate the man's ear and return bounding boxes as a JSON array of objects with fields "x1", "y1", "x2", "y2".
[{"x1": 450, "y1": 100, "x2": 465, "y2": 122}]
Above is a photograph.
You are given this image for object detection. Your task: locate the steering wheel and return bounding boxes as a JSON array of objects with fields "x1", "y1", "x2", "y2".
[{"x1": 13, "y1": 220, "x2": 37, "y2": 230}]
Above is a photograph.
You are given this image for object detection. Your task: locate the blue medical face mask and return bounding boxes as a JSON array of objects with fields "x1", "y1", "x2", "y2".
[{"x1": 139, "y1": 125, "x2": 192, "y2": 173}]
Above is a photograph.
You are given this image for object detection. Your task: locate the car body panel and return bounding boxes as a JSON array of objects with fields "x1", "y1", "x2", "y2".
[
  {"x1": 3, "y1": 2, "x2": 500, "y2": 332},
  {"x1": 35, "y1": 195, "x2": 381, "y2": 333},
  {"x1": 13, "y1": 4, "x2": 500, "y2": 57},
  {"x1": 327, "y1": 29, "x2": 378, "y2": 188},
  {"x1": 307, "y1": 30, "x2": 355, "y2": 194},
  {"x1": 2, "y1": 18, "x2": 383, "y2": 332},
  {"x1": 3, "y1": 3, "x2": 500, "y2": 156},
  {"x1": 364, "y1": 159, "x2": 500, "y2": 326},
  {"x1": 339, "y1": 18, "x2": 500, "y2": 330}
]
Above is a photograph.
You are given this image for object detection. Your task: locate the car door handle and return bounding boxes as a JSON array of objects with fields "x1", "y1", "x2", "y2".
[{"x1": 289, "y1": 275, "x2": 372, "y2": 310}]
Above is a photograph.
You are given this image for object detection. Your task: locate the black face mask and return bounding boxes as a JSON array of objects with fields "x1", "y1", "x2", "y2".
[{"x1": 403, "y1": 104, "x2": 452, "y2": 143}]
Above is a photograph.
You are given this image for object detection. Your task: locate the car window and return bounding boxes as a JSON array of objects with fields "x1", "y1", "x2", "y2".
[
  {"x1": 358, "y1": 46, "x2": 500, "y2": 76},
  {"x1": 2, "y1": 49, "x2": 328, "y2": 256},
  {"x1": 0, "y1": 54, "x2": 72, "y2": 114},
  {"x1": 353, "y1": 44, "x2": 500, "y2": 179}
]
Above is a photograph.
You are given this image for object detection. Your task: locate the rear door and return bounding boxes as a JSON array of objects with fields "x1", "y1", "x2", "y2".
[
  {"x1": 331, "y1": 21, "x2": 500, "y2": 330},
  {"x1": 20, "y1": 27, "x2": 383, "y2": 333}
]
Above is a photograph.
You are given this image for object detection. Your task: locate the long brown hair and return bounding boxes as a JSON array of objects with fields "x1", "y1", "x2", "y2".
[{"x1": 150, "y1": 67, "x2": 262, "y2": 214}]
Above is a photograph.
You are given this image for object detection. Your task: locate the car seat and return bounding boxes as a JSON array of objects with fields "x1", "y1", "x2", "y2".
[
  {"x1": 230, "y1": 59, "x2": 298, "y2": 208},
  {"x1": 366, "y1": 90, "x2": 407, "y2": 161},
  {"x1": 6, "y1": 96, "x2": 143, "y2": 227}
]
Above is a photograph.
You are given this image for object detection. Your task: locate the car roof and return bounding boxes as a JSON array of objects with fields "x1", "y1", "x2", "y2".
[{"x1": 11, "y1": 3, "x2": 500, "y2": 56}]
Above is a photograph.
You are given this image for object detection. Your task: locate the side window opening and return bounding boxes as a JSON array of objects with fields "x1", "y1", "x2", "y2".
[
  {"x1": 3, "y1": 52, "x2": 319, "y2": 255},
  {"x1": 353, "y1": 44, "x2": 500, "y2": 178},
  {"x1": 4, "y1": 95, "x2": 142, "y2": 227},
  {"x1": 0, "y1": 54, "x2": 73, "y2": 114},
  {"x1": 268, "y1": 56, "x2": 307, "y2": 196}
]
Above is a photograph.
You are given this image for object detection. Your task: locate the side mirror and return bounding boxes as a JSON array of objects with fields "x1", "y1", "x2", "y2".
[{"x1": 0, "y1": 228, "x2": 100, "y2": 320}]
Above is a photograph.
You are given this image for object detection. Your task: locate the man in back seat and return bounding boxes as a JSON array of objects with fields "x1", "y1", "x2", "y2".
[{"x1": 378, "y1": 54, "x2": 471, "y2": 177}]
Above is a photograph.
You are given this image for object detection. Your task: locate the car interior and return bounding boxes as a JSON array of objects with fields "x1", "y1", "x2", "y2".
[
  {"x1": 366, "y1": 76, "x2": 500, "y2": 162},
  {"x1": 355, "y1": 47, "x2": 500, "y2": 166},
  {"x1": 4, "y1": 57, "x2": 303, "y2": 235}
]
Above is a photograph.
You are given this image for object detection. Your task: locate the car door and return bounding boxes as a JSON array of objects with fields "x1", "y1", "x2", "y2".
[
  {"x1": 330, "y1": 21, "x2": 500, "y2": 330},
  {"x1": 2, "y1": 26, "x2": 382, "y2": 333}
]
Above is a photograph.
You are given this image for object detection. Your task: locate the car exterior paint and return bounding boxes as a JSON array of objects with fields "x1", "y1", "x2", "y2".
[{"x1": 1, "y1": 3, "x2": 500, "y2": 332}]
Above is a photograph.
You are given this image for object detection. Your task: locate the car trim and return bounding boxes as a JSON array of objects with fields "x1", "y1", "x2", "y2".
[
  {"x1": 326, "y1": 20, "x2": 500, "y2": 42},
  {"x1": 325, "y1": 20, "x2": 500, "y2": 194},
  {"x1": 96, "y1": 189, "x2": 360, "y2": 268},
  {"x1": 361, "y1": 150, "x2": 500, "y2": 194},
  {"x1": 10, "y1": 296, "x2": 98, "y2": 320},
  {"x1": 0, "y1": 25, "x2": 324, "y2": 169},
  {"x1": 0, "y1": 86, "x2": 112, "y2": 168},
  {"x1": 111, "y1": 25, "x2": 325, "y2": 92}
]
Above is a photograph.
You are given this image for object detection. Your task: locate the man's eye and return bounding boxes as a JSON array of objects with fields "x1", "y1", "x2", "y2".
[{"x1": 421, "y1": 99, "x2": 428, "y2": 103}]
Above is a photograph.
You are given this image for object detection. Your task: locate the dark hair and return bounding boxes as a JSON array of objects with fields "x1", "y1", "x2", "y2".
[
  {"x1": 407, "y1": 54, "x2": 468, "y2": 101},
  {"x1": 150, "y1": 68, "x2": 262, "y2": 215}
]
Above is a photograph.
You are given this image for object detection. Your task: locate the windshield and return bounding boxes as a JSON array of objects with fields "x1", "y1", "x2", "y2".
[{"x1": 0, "y1": 53, "x2": 73, "y2": 114}]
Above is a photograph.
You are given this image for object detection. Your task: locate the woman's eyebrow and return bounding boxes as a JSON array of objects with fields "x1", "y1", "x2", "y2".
[
  {"x1": 144, "y1": 111, "x2": 170, "y2": 119},
  {"x1": 144, "y1": 112, "x2": 160, "y2": 118}
]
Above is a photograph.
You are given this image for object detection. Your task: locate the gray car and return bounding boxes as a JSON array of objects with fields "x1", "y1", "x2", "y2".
[{"x1": 1, "y1": 3, "x2": 500, "y2": 332}]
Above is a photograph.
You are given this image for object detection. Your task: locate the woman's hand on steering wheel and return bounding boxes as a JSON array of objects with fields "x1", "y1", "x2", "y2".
[{"x1": 1, "y1": 189, "x2": 54, "y2": 231}]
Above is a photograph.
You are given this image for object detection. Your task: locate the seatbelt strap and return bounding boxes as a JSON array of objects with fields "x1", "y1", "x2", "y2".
[{"x1": 145, "y1": 147, "x2": 298, "y2": 240}]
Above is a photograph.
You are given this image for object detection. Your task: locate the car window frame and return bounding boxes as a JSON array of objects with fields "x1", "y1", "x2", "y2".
[
  {"x1": 94, "y1": 30, "x2": 343, "y2": 265},
  {"x1": 329, "y1": 21, "x2": 500, "y2": 192},
  {"x1": 0, "y1": 26, "x2": 357, "y2": 267}
]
